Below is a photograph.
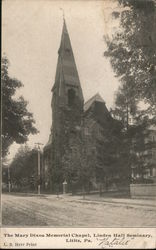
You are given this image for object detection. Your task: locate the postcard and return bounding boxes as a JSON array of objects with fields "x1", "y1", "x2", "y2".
[{"x1": 1, "y1": 0, "x2": 156, "y2": 249}]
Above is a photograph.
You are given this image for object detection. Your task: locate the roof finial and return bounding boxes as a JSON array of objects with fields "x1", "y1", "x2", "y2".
[{"x1": 60, "y1": 8, "x2": 65, "y2": 22}]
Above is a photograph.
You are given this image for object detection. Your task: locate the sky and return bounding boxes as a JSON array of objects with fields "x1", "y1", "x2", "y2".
[{"x1": 2, "y1": 0, "x2": 121, "y2": 161}]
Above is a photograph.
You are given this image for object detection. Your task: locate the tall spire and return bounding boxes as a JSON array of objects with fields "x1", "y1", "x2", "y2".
[
  {"x1": 52, "y1": 19, "x2": 84, "y2": 102},
  {"x1": 60, "y1": 7, "x2": 65, "y2": 23}
]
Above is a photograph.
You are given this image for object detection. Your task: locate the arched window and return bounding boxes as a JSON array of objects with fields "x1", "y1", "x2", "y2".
[{"x1": 68, "y1": 89, "x2": 75, "y2": 106}]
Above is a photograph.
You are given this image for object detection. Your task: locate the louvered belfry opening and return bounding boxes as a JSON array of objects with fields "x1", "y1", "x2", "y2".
[{"x1": 68, "y1": 88, "x2": 76, "y2": 106}]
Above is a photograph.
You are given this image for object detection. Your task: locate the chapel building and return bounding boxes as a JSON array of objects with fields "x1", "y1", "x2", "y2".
[{"x1": 42, "y1": 20, "x2": 127, "y2": 193}]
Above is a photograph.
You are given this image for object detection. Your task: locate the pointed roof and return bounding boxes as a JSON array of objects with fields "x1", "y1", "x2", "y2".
[
  {"x1": 52, "y1": 20, "x2": 83, "y2": 101},
  {"x1": 84, "y1": 93, "x2": 105, "y2": 111}
]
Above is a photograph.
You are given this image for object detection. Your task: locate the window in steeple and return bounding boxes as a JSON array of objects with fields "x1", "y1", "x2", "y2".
[
  {"x1": 68, "y1": 88, "x2": 75, "y2": 106},
  {"x1": 65, "y1": 47, "x2": 70, "y2": 53}
]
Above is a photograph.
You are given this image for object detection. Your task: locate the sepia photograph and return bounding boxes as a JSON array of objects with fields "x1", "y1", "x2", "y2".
[{"x1": 1, "y1": 0, "x2": 156, "y2": 248}]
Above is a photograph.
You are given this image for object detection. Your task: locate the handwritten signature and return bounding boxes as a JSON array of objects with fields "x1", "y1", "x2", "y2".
[{"x1": 97, "y1": 236, "x2": 131, "y2": 248}]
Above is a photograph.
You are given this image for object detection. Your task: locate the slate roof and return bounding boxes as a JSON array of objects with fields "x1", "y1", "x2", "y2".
[
  {"x1": 52, "y1": 20, "x2": 84, "y2": 102},
  {"x1": 84, "y1": 93, "x2": 105, "y2": 112}
]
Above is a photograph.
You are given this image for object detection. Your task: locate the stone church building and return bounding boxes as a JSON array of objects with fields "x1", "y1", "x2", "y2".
[{"x1": 42, "y1": 20, "x2": 127, "y2": 193}]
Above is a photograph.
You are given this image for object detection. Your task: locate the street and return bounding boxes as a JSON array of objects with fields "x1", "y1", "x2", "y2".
[{"x1": 2, "y1": 193, "x2": 156, "y2": 227}]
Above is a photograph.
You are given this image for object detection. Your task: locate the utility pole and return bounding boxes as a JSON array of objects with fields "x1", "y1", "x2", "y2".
[
  {"x1": 8, "y1": 166, "x2": 11, "y2": 193},
  {"x1": 35, "y1": 143, "x2": 43, "y2": 195},
  {"x1": 81, "y1": 115, "x2": 86, "y2": 200}
]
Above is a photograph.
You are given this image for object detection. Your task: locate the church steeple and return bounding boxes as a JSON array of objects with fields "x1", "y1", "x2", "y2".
[
  {"x1": 52, "y1": 19, "x2": 84, "y2": 105},
  {"x1": 48, "y1": 19, "x2": 84, "y2": 192}
]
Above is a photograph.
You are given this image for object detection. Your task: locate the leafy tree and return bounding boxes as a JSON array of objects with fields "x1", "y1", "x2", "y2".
[
  {"x1": 110, "y1": 82, "x2": 138, "y2": 130},
  {"x1": 2, "y1": 56, "x2": 38, "y2": 157},
  {"x1": 9, "y1": 145, "x2": 40, "y2": 191},
  {"x1": 96, "y1": 117, "x2": 131, "y2": 195},
  {"x1": 111, "y1": 96, "x2": 155, "y2": 184},
  {"x1": 104, "y1": 0, "x2": 156, "y2": 183},
  {"x1": 104, "y1": 0, "x2": 156, "y2": 115}
]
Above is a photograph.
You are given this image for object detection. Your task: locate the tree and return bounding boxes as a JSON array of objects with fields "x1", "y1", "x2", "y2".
[
  {"x1": 2, "y1": 56, "x2": 38, "y2": 157},
  {"x1": 111, "y1": 91, "x2": 155, "y2": 185},
  {"x1": 9, "y1": 145, "x2": 40, "y2": 191},
  {"x1": 104, "y1": 0, "x2": 156, "y2": 115},
  {"x1": 96, "y1": 117, "x2": 131, "y2": 195},
  {"x1": 110, "y1": 83, "x2": 138, "y2": 130},
  {"x1": 104, "y1": 1, "x2": 156, "y2": 183}
]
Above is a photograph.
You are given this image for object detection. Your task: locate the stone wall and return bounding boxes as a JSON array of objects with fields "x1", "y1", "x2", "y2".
[{"x1": 130, "y1": 183, "x2": 156, "y2": 199}]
